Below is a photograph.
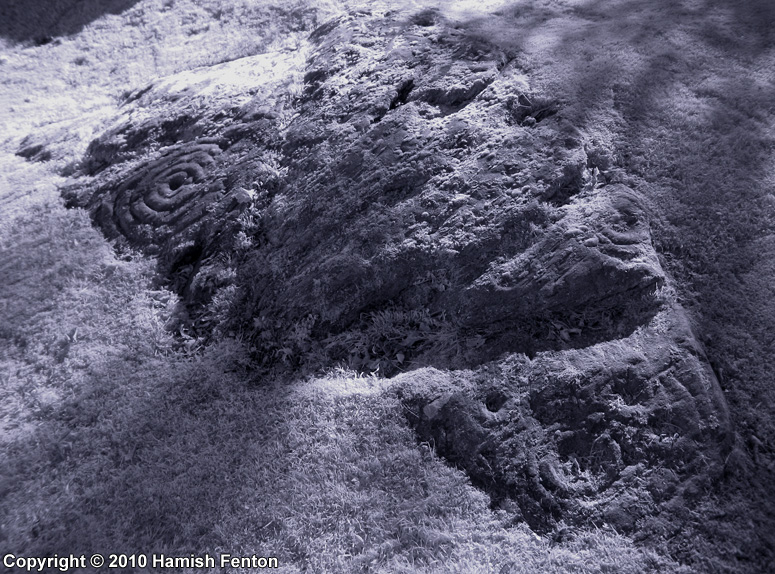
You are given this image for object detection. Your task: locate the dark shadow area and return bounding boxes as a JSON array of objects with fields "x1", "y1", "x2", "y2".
[
  {"x1": 0, "y1": 0, "x2": 140, "y2": 45},
  {"x1": 448, "y1": 0, "x2": 775, "y2": 571},
  {"x1": 0, "y1": 352, "x2": 258, "y2": 557}
]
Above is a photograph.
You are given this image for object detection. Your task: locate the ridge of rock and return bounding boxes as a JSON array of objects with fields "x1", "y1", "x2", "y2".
[{"x1": 57, "y1": 9, "x2": 732, "y2": 545}]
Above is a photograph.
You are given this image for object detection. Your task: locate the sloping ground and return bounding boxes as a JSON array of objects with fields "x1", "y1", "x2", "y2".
[
  {"x1": 58, "y1": 4, "x2": 736, "y2": 567},
  {"x1": 2, "y1": 1, "x2": 774, "y2": 573}
]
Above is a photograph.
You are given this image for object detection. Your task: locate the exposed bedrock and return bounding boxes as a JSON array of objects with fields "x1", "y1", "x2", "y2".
[
  {"x1": 231, "y1": 13, "x2": 664, "y2": 370},
  {"x1": 394, "y1": 304, "x2": 731, "y2": 534},
  {"x1": 61, "y1": 49, "x2": 297, "y2": 300},
  {"x1": 54, "y1": 8, "x2": 733, "y2": 539}
]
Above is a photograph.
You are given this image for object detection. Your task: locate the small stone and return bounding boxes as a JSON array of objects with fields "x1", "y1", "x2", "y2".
[{"x1": 583, "y1": 236, "x2": 599, "y2": 247}]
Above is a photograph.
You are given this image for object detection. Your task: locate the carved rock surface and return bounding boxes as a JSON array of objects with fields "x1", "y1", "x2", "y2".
[
  {"x1": 63, "y1": 50, "x2": 303, "y2": 297},
  {"x1": 59, "y1": 7, "x2": 732, "y2": 544},
  {"x1": 94, "y1": 142, "x2": 222, "y2": 243},
  {"x1": 395, "y1": 305, "x2": 730, "y2": 534},
  {"x1": 230, "y1": 13, "x2": 666, "y2": 369}
]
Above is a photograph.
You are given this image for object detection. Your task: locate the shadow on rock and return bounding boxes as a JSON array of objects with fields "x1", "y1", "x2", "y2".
[{"x1": 394, "y1": 304, "x2": 732, "y2": 536}]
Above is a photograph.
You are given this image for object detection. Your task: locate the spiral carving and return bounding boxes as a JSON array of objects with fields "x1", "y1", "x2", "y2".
[{"x1": 94, "y1": 142, "x2": 223, "y2": 245}]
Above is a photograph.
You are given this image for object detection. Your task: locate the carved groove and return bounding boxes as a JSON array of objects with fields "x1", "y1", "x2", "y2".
[{"x1": 95, "y1": 143, "x2": 222, "y2": 245}]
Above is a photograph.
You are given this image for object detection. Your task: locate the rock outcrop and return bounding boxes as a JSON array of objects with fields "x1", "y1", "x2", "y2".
[
  {"x1": 395, "y1": 304, "x2": 730, "y2": 535},
  {"x1": 58, "y1": 7, "x2": 732, "y2": 542}
]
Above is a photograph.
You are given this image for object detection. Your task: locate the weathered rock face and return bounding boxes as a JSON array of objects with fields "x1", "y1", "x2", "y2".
[
  {"x1": 227, "y1": 12, "x2": 665, "y2": 370},
  {"x1": 59, "y1": 7, "x2": 732, "y2": 543},
  {"x1": 395, "y1": 305, "x2": 730, "y2": 534},
  {"x1": 63, "y1": 49, "x2": 303, "y2": 302}
]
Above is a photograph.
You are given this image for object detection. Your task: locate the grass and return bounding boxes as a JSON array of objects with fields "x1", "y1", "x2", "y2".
[
  {"x1": 0, "y1": 110, "x2": 675, "y2": 574},
  {"x1": 2, "y1": 0, "x2": 774, "y2": 572},
  {"x1": 0, "y1": 184, "x2": 678, "y2": 571},
  {"x1": 1, "y1": 344, "x2": 683, "y2": 573},
  {"x1": 0, "y1": 0, "x2": 327, "y2": 147}
]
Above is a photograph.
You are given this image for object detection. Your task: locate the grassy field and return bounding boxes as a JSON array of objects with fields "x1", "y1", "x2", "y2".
[
  {"x1": 2, "y1": 0, "x2": 774, "y2": 572},
  {"x1": 0, "y1": 160, "x2": 675, "y2": 573}
]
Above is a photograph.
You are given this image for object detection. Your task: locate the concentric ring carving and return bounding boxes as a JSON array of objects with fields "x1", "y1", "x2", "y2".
[{"x1": 95, "y1": 143, "x2": 222, "y2": 244}]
